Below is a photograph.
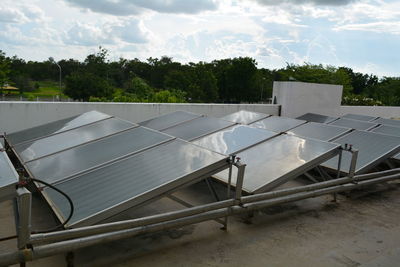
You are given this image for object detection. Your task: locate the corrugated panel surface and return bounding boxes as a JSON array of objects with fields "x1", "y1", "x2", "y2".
[
  {"x1": 287, "y1": 122, "x2": 351, "y2": 142},
  {"x1": 342, "y1": 113, "x2": 378, "y2": 122},
  {"x1": 15, "y1": 118, "x2": 136, "y2": 162},
  {"x1": 329, "y1": 118, "x2": 378, "y2": 131},
  {"x1": 162, "y1": 116, "x2": 235, "y2": 141},
  {"x1": 296, "y1": 113, "x2": 338, "y2": 124},
  {"x1": 6, "y1": 111, "x2": 111, "y2": 145},
  {"x1": 213, "y1": 135, "x2": 340, "y2": 193},
  {"x1": 250, "y1": 116, "x2": 306, "y2": 133},
  {"x1": 192, "y1": 125, "x2": 278, "y2": 155},
  {"x1": 0, "y1": 143, "x2": 19, "y2": 201},
  {"x1": 139, "y1": 111, "x2": 202, "y2": 131},
  {"x1": 26, "y1": 127, "x2": 174, "y2": 184},
  {"x1": 43, "y1": 139, "x2": 228, "y2": 227},
  {"x1": 322, "y1": 130, "x2": 400, "y2": 174},
  {"x1": 220, "y1": 110, "x2": 270, "y2": 125},
  {"x1": 373, "y1": 117, "x2": 400, "y2": 128}
]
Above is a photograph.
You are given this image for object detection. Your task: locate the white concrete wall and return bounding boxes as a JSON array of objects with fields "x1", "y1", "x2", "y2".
[
  {"x1": 0, "y1": 102, "x2": 280, "y2": 133},
  {"x1": 340, "y1": 106, "x2": 400, "y2": 119},
  {"x1": 273, "y1": 81, "x2": 343, "y2": 118}
]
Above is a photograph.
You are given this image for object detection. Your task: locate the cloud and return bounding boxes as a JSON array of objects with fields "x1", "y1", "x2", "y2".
[
  {"x1": 254, "y1": 0, "x2": 355, "y2": 6},
  {"x1": 64, "y1": 0, "x2": 217, "y2": 16},
  {"x1": 63, "y1": 19, "x2": 149, "y2": 46},
  {"x1": 0, "y1": 7, "x2": 29, "y2": 23},
  {"x1": 334, "y1": 21, "x2": 400, "y2": 35}
]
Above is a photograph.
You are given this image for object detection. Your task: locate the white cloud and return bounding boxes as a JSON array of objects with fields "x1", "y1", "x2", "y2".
[
  {"x1": 64, "y1": 0, "x2": 218, "y2": 16},
  {"x1": 334, "y1": 21, "x2": 400, "y2": 35},
  {"x1": 0, "y1": 7, "x2": 29, "y2": 23}
]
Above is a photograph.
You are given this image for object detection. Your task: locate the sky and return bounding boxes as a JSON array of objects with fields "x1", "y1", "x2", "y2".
[{"x1": 0, "y1": 0, "x2": 399, "y2": 76}]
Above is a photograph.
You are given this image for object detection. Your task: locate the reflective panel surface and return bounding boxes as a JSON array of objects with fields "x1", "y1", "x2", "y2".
[
  {"x1": 43, "y1": 139, "x2": 228, "y2": 227},
  {"x1": 342, "y1": 113, "x2": 378, "y2": 122},
  {"x1": 0, "y1": 143, "x2": 19, "y2": 201},
  {"x1": 7, "y1": 111, "x2": 111, "y2": 145},
  {"x1": 296, "y1": 113, "x2": 338, "y2": 124},
  {"x1": 214, "y1": 135, "x2": 340, "y2": 193},
  {"x1": 15, "y1": 118, "x2": 136, "y2": 162},
  {"x1": 26, "y1": 127, "x2": 174, "y2": 184},
  {"x1": 162, "y1": 116, "x2": 235, "y2": 141},
  {"x1": 250, "y1": 116, "x2": 306, "y2": 133},
  {"x1": 192, "y1": 125, "x2": 278, "y2": 155},
  {"x1": 220, "y1": 110, "x2": 270, "y2": 125},
  {"x1": 287, "y1": 122, "x2": 351, "y2": 142},
  {"x1": 371, "y1": 124, "x2": 400, "y2": 137},
  {"x1": 373, "y1": 117, "x2": 400, "y2": 128},
  {"x1": 329, "y1": 118, "x2": 378, "y2": 131},
  {"x1": 139, "y1": 111, "x2": 202, "y2": 131},
  {"x1": 322, "y1": 130, "x2": 400, "y2": 174}
]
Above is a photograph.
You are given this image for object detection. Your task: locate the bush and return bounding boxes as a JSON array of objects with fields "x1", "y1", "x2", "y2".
[{"x1": 342, "y1": 94, "x2": 383, "y2": 106}]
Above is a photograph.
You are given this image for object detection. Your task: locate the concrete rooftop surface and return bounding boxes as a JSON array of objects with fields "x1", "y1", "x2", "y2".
[{"x1": 1, "y1": 179, "x2": 400, "y2": 267}]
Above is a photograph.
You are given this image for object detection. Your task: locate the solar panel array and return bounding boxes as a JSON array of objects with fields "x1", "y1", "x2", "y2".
[
  {"x1": 0, "y1": 142, "x2": 19, "y2": 202},
  {"x1": 296, "y1": 113, "x2": 338, "y2": 124},
  {"x1": 250, "y1": 116, "x2": 306, "y2": 133},
  {"x1": 287, "y1": 122, "x2": 351, "y2": 142},
  {"x1": 139, "y1": 110, "x2": 202, "y2": 131},
  {"x1": 6, "y1": 111, "x2": 230, "y2": 227},
  {"x1": 328, "y1": 118, "x2": 378, "y2": 131},
  {"x1": 342, "y1": 113, "x2": 378, "y2": 122}
]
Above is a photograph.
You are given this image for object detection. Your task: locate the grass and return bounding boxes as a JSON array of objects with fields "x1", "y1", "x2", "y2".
[{"x1": 23, "y1": 80, "x2": 68, "y2": 99}]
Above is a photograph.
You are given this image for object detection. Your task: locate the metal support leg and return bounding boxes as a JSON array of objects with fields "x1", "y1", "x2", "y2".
[
  {"x1": 66, "y1": 251, "x2": 74, "y2": 267},
  {"x1": 15, "y1": 187, "x2": 31, "y2": 250},
  {"x1": 348, "y1": 149, "x2": 359, "y2": 180},
  {"x1": 234, "y1": 161, "x2": 246, "y2": 202},
  {"x1": 223, "y1": 155, "x2": 235, "y2": 230}
]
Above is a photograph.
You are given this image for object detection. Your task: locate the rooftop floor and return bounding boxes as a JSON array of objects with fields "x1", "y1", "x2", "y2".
[{"x1": 1, "y1": 179, "x2": 400, "y2": 267}]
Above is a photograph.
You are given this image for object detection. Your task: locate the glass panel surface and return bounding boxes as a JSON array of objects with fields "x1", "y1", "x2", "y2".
[
  {"x1": 7, "y1": 111, "x2": 111, "y2": 145},
  {"x1": 296, "y1": 113, "x2": 338, "y2": 124},
  {"x1": 43, "y1": 139, "x2": 228, "y2": 227},
  {"x1": 373, "y1": 118, "x2": 400, "y2": 128},
  {"x1": 329, "y1": 118, "x2": 378, "y2": 131},
  {"x1": 162, "y1": 117, "x2": 235, "y2": 141},
  {"x1": 250, "y1": 116, "x2": 306, "y2": 133},
  {"x1": 220, "y1": 110, "x2": 270, "y2": 125},
  {"x1": 371, "y1": 124, "x2": 400, "y2": 137},
  {"x1": 15, "y1": 118, "x2": 135, "y2": 162},
  {"x1": 214, "y1": 135, "x2": 339, "y2": 193},
  {"x1": 0, "y1": 143, "x2": 19, "y2": 188},
  {"x1": 139, "y1": 111, "x2": 202, "y2": 131},
  {"x1": 342, "y1": 113, "x2": 378, "y2": 122},
  {"x1": 322, "y1": 130, "x2": 400, "y2": 174},
  {"x1": 26, "y1": 127, "x2": 174, "y2": 184},
  {"x1": 287, "y1": 122, "x2": 351, "y2": 142},
  {"x1": 192, "y1": 125, "x2": 278, "y2": 155}
]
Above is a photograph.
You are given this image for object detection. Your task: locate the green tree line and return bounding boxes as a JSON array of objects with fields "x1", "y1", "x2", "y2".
[{"x1": 0, "y1": 48, "x2": 399, "y2": 105}]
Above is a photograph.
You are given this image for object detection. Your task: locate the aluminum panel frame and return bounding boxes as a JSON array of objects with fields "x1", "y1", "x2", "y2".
[
  {"x1": 0, "y1": 143, "x2": 19, "y2": 201},
  {"x1": 42, "y1": 139, "x2": 230, "y2": 228},
  {"x1": 213, "y1": 135, "x2": 341, "y2": 194},
  {"x1": 287, "y1": 122, "x2": 352, "y2": 142},
  {"x1": 322, "y1": 130, "x2": 400, "y2": 174},
  {"x1": 249, "y1": 116, "x2": 306, "y2": 133}
]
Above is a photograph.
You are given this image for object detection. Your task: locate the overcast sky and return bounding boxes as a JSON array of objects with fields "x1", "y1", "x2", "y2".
[{"x1": 1, "y1": 0, "x2": 399, "y2": 76}]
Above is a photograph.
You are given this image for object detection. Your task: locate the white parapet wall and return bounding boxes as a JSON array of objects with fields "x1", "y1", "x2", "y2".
[
  {"x1": 0, "y1": 102, "x2": 280, "y2": 133},
  {"x1": 273, "y1": 81, "x2": 343, "y2": 118}
]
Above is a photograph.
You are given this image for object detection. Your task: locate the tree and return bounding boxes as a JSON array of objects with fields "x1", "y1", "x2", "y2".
[
  {"x1": 0, "y1": 50, "x2": 10, "y2": 91},
  {"x1": 65, "y1": 72, "x2": 114, "y2": 101}
]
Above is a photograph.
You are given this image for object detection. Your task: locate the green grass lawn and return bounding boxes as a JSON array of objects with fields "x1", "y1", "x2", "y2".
[{"x1": 23, "y1": 80, "x2": 68, "y2": 98}]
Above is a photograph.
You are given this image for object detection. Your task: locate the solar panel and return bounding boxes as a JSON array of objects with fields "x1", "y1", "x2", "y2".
[
  {"x1": 162, "y1": 116, "x2": 236, "y2": 141},
  {"x1": 25, "y1": 127, "x2": 174, "y2": 185},
  {"x1": 43, "y1": 139, "x2": 229, "y2": 227},
  {"x1": 371, "y1": 124, "x2": 400, "y2": 137},
  {"x1": 342, "y1": 113, "x2": 378, "y2": 122},
  {"x1": 14, "y1": 118, "x2": 136, "y2": 162},
  {"x1": 322, "y1": 130, "x2": 400, "y2": 174},
  {"x1": 0, "y1": 143, "x2": 19, "y2": 201},
  {"x1": 329, "y1": 118, "x2": 378, "y2": 131},
  {"x1": 250, "y1": 116, "x2": 306, "y2": 133},
  {"x1": 192, "y1": 125, "x2": 278, "y2": 155},
  {"x1": 213, "y1": 135, "x2": 340, "y2": 193},
  {"x1": 372, "y1": 117, "x2": 400, "y2": 128},
  {"x1": 220, "y1": 110, "x2": 270, "y2": 125},
  {"x1": 6, "y1": 111, "x2": 111, "y2": 145},
  {"x1": 296, "y1": 113, "x2": 338, "y2": 124},
  {"x1": 287, "y1": 122, "x2": 352, "y2": 142},
  {"x1": 139, "y1": 110, "x2": 202, "y2": 131}
]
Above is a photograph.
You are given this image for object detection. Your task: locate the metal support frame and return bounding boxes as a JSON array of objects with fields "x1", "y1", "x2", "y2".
[{"x1": 14, "y1": 187, "x2": 31, "y2": 249}]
